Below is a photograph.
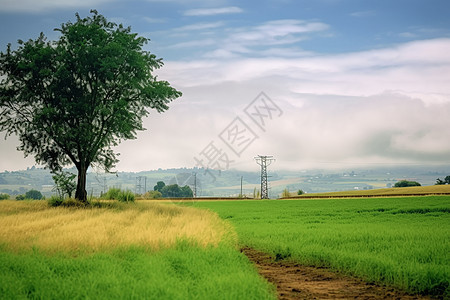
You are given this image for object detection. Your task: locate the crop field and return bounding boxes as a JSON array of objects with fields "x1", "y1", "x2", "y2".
[
  {"x1": 0, "y1": 200, "x2": 275, "y2": 299},
  {"x1": 195, "y1": 196, "x2": 450, "y2": 297},
  {"x1": 289, "y1": 184, "x2": 450, "y2": 198}
]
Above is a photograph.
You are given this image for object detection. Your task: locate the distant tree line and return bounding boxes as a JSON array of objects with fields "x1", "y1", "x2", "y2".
[
  {"x1": 153, "y1": 181, "x2": 193, "y2": 198},
  {"x1": 394, "y1": 180, "x2": 421, "y2": 187}
]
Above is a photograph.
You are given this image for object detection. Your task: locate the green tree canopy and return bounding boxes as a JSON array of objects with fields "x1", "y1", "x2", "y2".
[
  {"x1": 160, "y1": 183, "x2": 193, "y2": 198},
  {"x1": 394, "y1": 180, "x2": 421, "y2": 187},
  {"x1": 154, "y1": 181, "x2": 166, "y2": 192},
  {"x1": 180, "y1": 185, "x2": 194, "y2": 198},
  {"x1": 25, "y1": 189, "x2": 43, "y2": 200},
  {"x1": 0, "y1": 11, "x2": 181, "y2": 202}
]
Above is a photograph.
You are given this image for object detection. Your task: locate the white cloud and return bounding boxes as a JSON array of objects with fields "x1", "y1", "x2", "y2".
[
  {"x1": 195, "y1": 19, "x2": 329, "y2": 58},
  {"x1": 144, "y1": 38, "x2": 450, "y2": 171},
  {"x1": 258, "y1": 47, "x2": 314, "y2": 57},
  {"x1": 230, "y1": 20, "x2": 328, "y2": 46},
  {"x1": 184, "y1": 6, "x2": 243, "y2": 16},
  {"x1": 2, "y1": 29, "x2": 449, "y2": 171},
  {"x1": 175, "y1": 21, "x2": 224, "y2": 31},
  {"x1": 151, "y1": 18, "x2": 329, "y2": 59}
]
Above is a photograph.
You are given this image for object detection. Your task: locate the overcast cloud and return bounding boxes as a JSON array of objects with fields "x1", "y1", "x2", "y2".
[
  {"x1": 1, "y1": 1, "x2": 449, "y2": 172},
  {"x1": 119, "y1": 37, "x2": 450, "y2": 171}
]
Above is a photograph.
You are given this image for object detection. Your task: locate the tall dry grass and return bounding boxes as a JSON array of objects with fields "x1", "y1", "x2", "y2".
[{"x1": 0, "y1": 200, "x2": 236, "y2": 254}]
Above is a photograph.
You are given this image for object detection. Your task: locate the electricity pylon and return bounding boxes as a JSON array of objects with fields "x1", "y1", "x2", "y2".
[{"x1": 254, "y1": 155, "x2": 275, "y2": 199}]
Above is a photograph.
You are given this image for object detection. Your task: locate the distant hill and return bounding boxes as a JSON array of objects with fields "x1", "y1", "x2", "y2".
[{"x1": 0, "y1": 165, "x2": 448, "y2": 198}]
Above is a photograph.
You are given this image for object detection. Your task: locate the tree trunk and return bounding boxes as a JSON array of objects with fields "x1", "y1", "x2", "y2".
[{"x1": 75, "y1": 163, "x2": 88, "y2": 202}]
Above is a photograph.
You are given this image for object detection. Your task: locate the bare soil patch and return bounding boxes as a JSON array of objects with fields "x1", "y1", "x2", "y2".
[{"x1": 241, "y1": 247, "x2": 432, "y2": 300}]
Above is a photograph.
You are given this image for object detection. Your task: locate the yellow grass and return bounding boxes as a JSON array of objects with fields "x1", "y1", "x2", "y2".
[
  {"x1": 289, "y1": 184, "x2": 450, "y2": 198},
  {"x1": 0, "y1": 200, "x2": 236, "y2": 254}
]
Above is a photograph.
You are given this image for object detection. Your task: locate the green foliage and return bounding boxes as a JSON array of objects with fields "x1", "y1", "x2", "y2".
[
  {"x1": 161, "y1": 184, "x2": 193, "y2": 198},
  {"x1": 103, "y1": 187, "x2": 122, "y2": 200},
  {"x1": 48, "y1": 195, "x2": 64, "y2": 207},
  {"x1": 143, "y1": 190, "x2": 162, "y2": 199},
  {"x1": 197, "y1": 197, "x2": 450, "y2": 297},
  {"x1": 48, "y1": 196, "x2": 89, "y2": 207},
  {"x1": 297, "y1": 189, "x2": 304, "y2": 195},
  {"x1": 0, "y1": 10, "x2": 181, "y2": 202},
  {"x1": 436, "y1": 175, "x2": 450, "y2": 185},
  {"x1": 52, "y1": 171, "x2": 76, "y2": 198},
  {"x1": 25, "y1": 189, "x2": 43, "y2": 200},
  {"x1": 394, "y1": 180, "x2": 421, "y2": 187},
  {"x1": 61, "y1": 198, "x2": 89, "y2": 207},
  {"x1": 102, "y1": 187, "x2": 135, "y2": 202},
  {"x1": 153, "y1": 181, "x2": 165, "y2": 192},
  {"x1": 161, "y1": 184, "x2": 180, "y2": 198},
  {"x1": 0, "y1": 193, "x2": 9, "y2": 200},
  {"x1": 15, "y1": 195, "x2": 25, "y2": 200},
  {"x1": 180, "y1": 185, "x2": 193, "y2": 198},
  {"x1": 117, "y1": 190, "x2": 135, "y2": 203}
]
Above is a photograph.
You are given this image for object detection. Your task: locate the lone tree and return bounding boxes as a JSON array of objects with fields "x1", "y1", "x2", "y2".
[{"x1": 0, "y1": 11, "x2": 181, "y2": 202}]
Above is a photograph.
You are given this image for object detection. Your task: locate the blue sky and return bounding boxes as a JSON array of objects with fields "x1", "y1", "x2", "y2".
[
  {"x1": 1, "y1": 0, "x2": 450, "y2": 172},
  {"x1": 2, "y1": 1, "x2": 450, "y2": 59}
]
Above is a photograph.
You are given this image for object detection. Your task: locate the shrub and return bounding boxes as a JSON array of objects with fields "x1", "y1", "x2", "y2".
[
  {"x1": 61, "y1": 198, "x2": 88, "y2": 208},
  {"x1": 25, "y1": 189, "x2": 43, "y2": 200},
  {"x1": 48, "y1": 196, "x2": 87, "y2": 207},
  {"x1": 16, "y1": 194, "x2": 25, "y2": 200},
  {"x1": 117, "y1": 190, "x2": 135, "y2": 202},
  {"x1": 103, "y1": 187, "x2": 122, "y2": 200},
  {"x1": 143, "y1": 190, "x2": 162, "y2": 199},
  {"x1": 394, "y1": 180, "x2": 421, "y2": 187},
  {"x1": 48, "y1": 195, "x2": 64, "y2": 207},
  {"x1": 0, "y1": 193, "x2": 9, "y2": 200},
  {"x1": 297, "y1": 189, "x2": 304, "y2": 195},
  {"x1": 52, "y1": 171, "x2": 76, "y2": 198},
  {"x1": 102, "y1": 188, "x2": 135, "y2": 203}
]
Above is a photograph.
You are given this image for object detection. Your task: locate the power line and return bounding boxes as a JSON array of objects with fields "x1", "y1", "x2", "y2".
[
  {"x1": 255, "y1": 155, "x2": 275, "y2": 199},
  {"x1": 135, "y1": 176, "x2": 146, "y2": 194}
]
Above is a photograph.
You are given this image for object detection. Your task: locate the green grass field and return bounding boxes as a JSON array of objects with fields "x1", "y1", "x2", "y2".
[
  {"x1": 0, "y1": 245, "x2": 273, "y2": 299},
  {"x1": 195, "y1": 196, "x2": 450, "y2": 297},
  {"x1": 0, "y1": 201, "x2": 275, "y2": 299}
]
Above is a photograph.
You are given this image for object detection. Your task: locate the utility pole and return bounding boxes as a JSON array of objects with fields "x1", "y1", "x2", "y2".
[
  {"x1": 103, "y1": 177, "x2": 107, "y2": 195},
  {"x1": 136, "y1": 176, "x2": 145, "y2": 194},
  {"x1": 193, "y1": 172, "x2": 197, "y2": 198},
  {"x1": 240, "y1": 176, "x2": 243, "y2": 198},
  {"x1": 254, "y1": 155, "x2": 275, "y2": 199}
]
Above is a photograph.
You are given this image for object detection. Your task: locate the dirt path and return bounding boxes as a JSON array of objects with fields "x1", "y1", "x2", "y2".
[{"x1": 241, "y1": 247, "x2": 432, "y2": 300}]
